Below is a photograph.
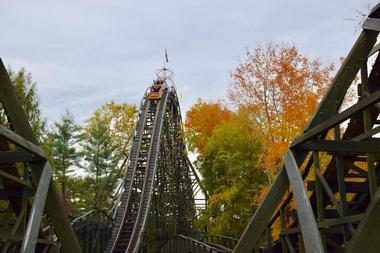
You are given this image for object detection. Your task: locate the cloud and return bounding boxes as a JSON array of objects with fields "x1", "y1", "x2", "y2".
[{"x1": 0, "y1": 0, "x2": 372, "y2": 124}]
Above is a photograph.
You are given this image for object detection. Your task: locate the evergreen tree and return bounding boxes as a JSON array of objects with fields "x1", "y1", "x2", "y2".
[
  {"x1": 81, "y1": 117, "x2": 117, "y2": 180},
  {"x1": 45, "y1": 110, "x2": 81, "y2": 199}
]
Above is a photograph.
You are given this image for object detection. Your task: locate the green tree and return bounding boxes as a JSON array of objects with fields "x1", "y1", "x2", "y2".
[
  {"x1": 45, "y1": 110, "x2": 81, "y2": 199},
  {"x1": 81, "y1": 117, "x2": 117, "y2": 180},
  {"x1": 186, "y1": 102, "x2": 267, "y2": 237},
  {"x1": 0, "y1": 67, "x2": 46, "y2": 141},
  {"x1": 197, "y1": 115, "x2": 266, "y2": 237},
  {"x1": 89, "y1": 101, "x2": 137, "y2": 155},
  {"x1": 74, "y1": 101, "x2": 136, "y2": 212}
]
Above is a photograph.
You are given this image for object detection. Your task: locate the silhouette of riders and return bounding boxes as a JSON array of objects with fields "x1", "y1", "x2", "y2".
[{"x1": 150, "y1": 79, "x2": 166, "y2": 93}]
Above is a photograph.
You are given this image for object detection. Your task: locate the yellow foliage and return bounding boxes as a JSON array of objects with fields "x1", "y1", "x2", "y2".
[
  {"x1": 229, "y1": 43, "x2": 334, "y2": 181},
  {"x1": 85, "y1": 101, "x2": 137, "y2": 155}
]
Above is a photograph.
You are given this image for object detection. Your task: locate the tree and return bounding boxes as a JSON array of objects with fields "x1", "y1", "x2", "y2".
[
  {"x1": 185, "y1": 101, "x2": 266, "y2": 237},
  {"x1": 229, "y1": 43, "x2": 334, "y2": 181},
  {"x1": 194, "y1": 111, "x2": 265, "y2": 237},
  {"x1": 0, "y1": 67, "x2": 46, "y2": 141},
  {"x1": 77, "y1": 101, "x2": 136, "y2": 212},
  {"x1": 81, "y1": 117, "x2": 117, "y2": 180},
  {"x1": 45, "y1": 110, "x2": 81, "y2": 199},
  {"x1": 185, "y1": 99, "x2": 232, "y2": 153},
  {"x1": 88, "y1": 101, "x2": 137, "y2": 156}
]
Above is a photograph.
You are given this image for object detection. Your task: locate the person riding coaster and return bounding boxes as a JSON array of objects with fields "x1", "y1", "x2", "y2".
[
  {"x1": 148, "y1": 79, "x2": 167, "y2": 100},
  {"x1": 151, "y1": 79, "x2": 166, "y2": 92}
]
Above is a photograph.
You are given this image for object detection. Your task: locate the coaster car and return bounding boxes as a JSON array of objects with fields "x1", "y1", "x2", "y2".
[
  {"x1": 148, "y1": 80, "x2": 167, "y2": 100},
  {"x1": 148, "y1": 91, "x2": 161, "y2": 100}
]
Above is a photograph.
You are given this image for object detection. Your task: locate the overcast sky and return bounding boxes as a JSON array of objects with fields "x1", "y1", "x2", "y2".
[{"x1": 0, "y1": 1, "x2": 376, "y2": 124}]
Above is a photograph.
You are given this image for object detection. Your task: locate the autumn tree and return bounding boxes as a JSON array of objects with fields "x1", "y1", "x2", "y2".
[
  {"x1": 185, "y1": 99, "x2": 232, "y2": 153},
  {"x1": 79, "y1": 101, "x2": 136, "y2": 210},
  {"x1": 89, "y1": 101, "x2": 137, "y2": 156},
  {"x1": 186, "y1": 102, "x2": 266, "y2": 237},
  {"x1": 229, "y1": 43, "x2": 334, "y2": 182},
  {"x1": 196, "y1": 113, "x2": 266, "y2": 237}
]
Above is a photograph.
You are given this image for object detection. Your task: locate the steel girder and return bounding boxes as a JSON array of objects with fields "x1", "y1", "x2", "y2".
[
  {"x1": 0, "y1": 59, "x2": 81, "y2": 252},
  {"x1": 234, "y1": 4, "x2": 380, "y2": 253}
]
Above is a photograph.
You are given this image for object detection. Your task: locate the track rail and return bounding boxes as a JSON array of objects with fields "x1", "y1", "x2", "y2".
[{"x1": 106, "y1": 89, "x2": 188, "y2": 253}]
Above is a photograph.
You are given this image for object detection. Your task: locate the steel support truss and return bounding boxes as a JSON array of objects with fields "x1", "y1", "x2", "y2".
[
  {"x1": 0, "y1": 59, "x2": 81, "y2": 252},
  {"x1": 234, "y1": 4, "x2": 380, "y2": 253}
]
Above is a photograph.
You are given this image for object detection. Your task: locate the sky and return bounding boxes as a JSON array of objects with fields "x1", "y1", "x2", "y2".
[{"x1": 0, "y1": 0, "x2": 376, "y2": 124}]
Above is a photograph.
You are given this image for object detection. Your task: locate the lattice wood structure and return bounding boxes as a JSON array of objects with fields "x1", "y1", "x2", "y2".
[
  {"x1": 234, "y1": 3, "x2": 380, "y2": 253},
  {"x1": 4, "y1": 4, "x2": 380, "y2": 253},
  {"x1": 0, "y1": 59, "x2": 80, "y2": 252}
]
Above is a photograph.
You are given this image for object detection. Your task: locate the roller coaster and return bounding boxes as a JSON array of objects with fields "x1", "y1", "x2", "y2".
[{"x1": 2, "y1": 4, "x2": 380, "y2": 253}]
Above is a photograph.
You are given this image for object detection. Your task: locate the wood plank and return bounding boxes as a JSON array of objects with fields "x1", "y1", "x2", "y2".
[
  {"x1": 346, "y1": 186, "x2": 380, "y2": 253},
  {"x1": 296, "y1": 140, "x2": 380, "y2": 154},
  {"x1": 284, "y1": 151, "x2": 325, "y2": 253},
  {"x1": 0, "y1": 125, "x2": 47, "y2": 159},
  {"x1": 233, "y1": 168, "x2": 290, "y2": 253},
  {"x1": 0, "y1": 59, "x2": 81, "y2": 252},
  {"x1": 0, "y1": 151, "x2": 42, "y2": 164},
  {"x1": 308, "y1": 181, "x2": 370, "y2": 193},
  {"x1": 21, "y1": 162, "x2": 52, "y2": 253},
  {"x1": 0, "y1": 169, "x2": 31, "y2": 187},
  {"x1": 292, "y1": 89, "x2": 380, "y2": 147}
]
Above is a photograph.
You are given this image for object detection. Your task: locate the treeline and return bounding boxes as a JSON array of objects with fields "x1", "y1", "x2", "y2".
[
  {"x1": 2, "y1": 67, "x2": 137, "y2": 218},
  {"x1": 4, "y1": 43, "x2": 335, "y2": 234},
  {"x1": 185, "y1": 43, "x2": 335, "y2": 237}
]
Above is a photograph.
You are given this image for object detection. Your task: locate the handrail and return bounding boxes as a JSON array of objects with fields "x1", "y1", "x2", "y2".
[{"x1": 177, "y1": 234, "x2": 232, "y2": 253}]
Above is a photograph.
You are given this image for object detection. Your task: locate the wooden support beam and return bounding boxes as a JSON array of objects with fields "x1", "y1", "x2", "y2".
[
  {"x1": 0, "y1": 169, "x2": 31, "y2": 187},
  {"x1": 363, "y1": 17, "x2": 380, "y2": 32},
  {"x1": 21, "y1": 162, "x2": 52, "y2": 253},
  {"x1": 346, "y1": 186, "x2": 380, "y2": 253},
  {"x1": 295, "y1": 139, "x2": 380, "y2": 153},
  {"x1": 233, "y1": 168, "x2": 290, "y2": 253},
  {"x1": 292, "y1": 89, "x2": 380, "y2": 147},
  {"x1": 0, "y1": 125, "x2": 47, "y2": 159},
  {"x1": 0, "y1": 59, "x2": 81, "y2": 252},
  {"x1": 280, "y1": 214, "x2": 363, "y2": 236},
  {"x1": 284, "y1": 151, "x2": 325, "y2": 253},
  {"x1": 0, "y1": 188, "x2": 34, "y2": 199},
  {"x1": 308, "y1": 181, "x2": 369, "y2": 194},
  {"x1": 305, "y1": 29, "x2": 378, "y2": 130},
  {"x1": 0, "y1": 151, "x2": 42, "y2": 164},
  {"x1": 351, "y1": 125, "x2": 380, "y2": 141}
]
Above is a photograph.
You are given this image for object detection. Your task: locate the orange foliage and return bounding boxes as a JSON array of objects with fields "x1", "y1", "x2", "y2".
[
  {"x1": 229, "y1": 43, "x2": 334, "y2": 181},
  {"x1": 185, "y1": 99, "x2": 232, "y2": 153}
]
